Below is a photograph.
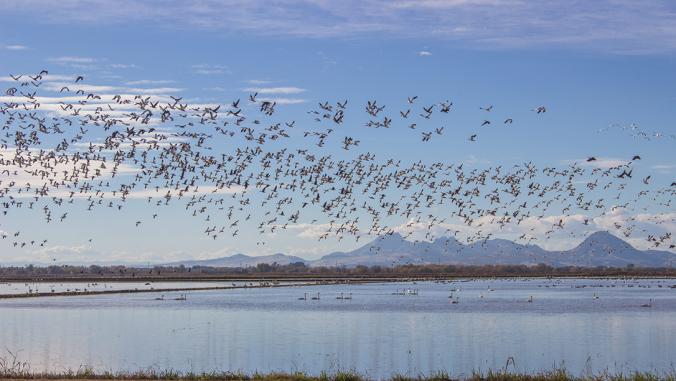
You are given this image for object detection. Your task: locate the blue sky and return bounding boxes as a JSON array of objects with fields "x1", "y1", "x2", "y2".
[{"x1": 0, "y1": 1, "x2": 675, "y2": 264}]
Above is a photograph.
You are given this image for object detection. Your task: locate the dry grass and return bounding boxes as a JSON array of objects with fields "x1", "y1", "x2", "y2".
[
  {"x1": 0, "y1": 368, "x2": 674, "y2": 381},
  {"x1": 1, "y1": 353, "x2": 674, "y2": 381}
]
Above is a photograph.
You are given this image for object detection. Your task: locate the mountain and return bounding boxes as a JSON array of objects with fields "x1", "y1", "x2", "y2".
[
  {"x1": 166, "y1": 231, "x2": 676, "y2": 268},
  {"x1": 316, "y1": 231, "x2": 673, "y2": 268},
  {"x1": 555, "y1": 231, "x2": 676, "y2": 267},
  {"x1": 314, "y1": 233, "x2": 420, "y2": 267},
  {"x1": 164, "y1": 253, "x2": 307, "y2": 268}
]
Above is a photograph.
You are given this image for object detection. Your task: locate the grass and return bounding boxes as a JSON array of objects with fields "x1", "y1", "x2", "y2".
[
  {"x1": 1, "y1": 354, "x2": 674, "y2": 381},
  {"x1": 0, "y1": 367, "x2": 674, "y2": 381}
]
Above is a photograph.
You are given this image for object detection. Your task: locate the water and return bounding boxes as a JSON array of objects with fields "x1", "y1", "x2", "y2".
[
  {"x1": 0, "y1": 280, "x2": 279, "y2": 295},
  {"x1": 0, "y1": 278, "x2": 675, "y2": 378}
]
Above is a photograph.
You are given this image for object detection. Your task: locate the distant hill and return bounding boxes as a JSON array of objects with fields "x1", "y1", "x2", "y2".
[
  {"x1": 555, "y1": 231, "x2": 675, "y2": 267},
  {"x1": 314, "y1": 231, "x2": 675, "y2": 268},
  {"x1": 164, "y1": 253, "x2": 308, "y2": 268},
  {"x1": 166, "y1": 231, "x2": 675, "y2": 268}
]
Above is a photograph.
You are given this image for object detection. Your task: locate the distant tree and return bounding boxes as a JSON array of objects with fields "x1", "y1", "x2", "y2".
[{"x1": 256, "y1": 263, "x2": 272, "y2": 272}]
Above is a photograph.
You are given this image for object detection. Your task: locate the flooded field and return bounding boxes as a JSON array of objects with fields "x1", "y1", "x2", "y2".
[{"x1": 0, "y1": 278, "x2": 674, "y2": 378}]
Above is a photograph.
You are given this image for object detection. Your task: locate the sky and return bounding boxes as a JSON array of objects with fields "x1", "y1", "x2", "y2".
[{"x1": 0, "y1": 0, "x2": 675, "y2": 265}]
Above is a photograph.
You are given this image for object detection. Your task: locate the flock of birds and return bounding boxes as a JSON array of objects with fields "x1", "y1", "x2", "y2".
[
  {"x1": 598, "y1": 122, "x2": 676, "y2": 142},
  {"x1": 0, "y1": 70, "x2": 674, "y2": 257}
]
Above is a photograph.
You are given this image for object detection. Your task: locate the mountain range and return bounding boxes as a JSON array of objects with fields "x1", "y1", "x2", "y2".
[{"x1": 166, "y1": 231, "x2": 676, "y2": 268}]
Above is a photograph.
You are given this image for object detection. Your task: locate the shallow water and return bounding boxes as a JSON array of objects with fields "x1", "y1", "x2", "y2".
[
  {"x1": 0, "y1": 278, "x2": 675, "y2": 378},
  {"x1": 0, "y1": 280, "x2": 268, "y2": 295}
]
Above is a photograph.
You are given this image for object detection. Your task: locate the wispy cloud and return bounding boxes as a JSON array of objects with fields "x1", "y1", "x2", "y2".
[
  {"x1": 651, "y1": 164, "x2": 676, "y2": 174},
  {"x1": 243, "y1": 86, "x2": 306, "y2": 95},
  {"x1": 563, "y1": 157, "x2": 629, "y2": 169},
  {"x1": 2, "y1": 1, "x2": 676, "y2": 53},
  {"x1": 125, "y1": 79, "x2": 175, "y2": 85},
  {"x1": 246, "y1": 79, "x2": 272, "y2": 85},
  {"x1": 392, "y1": 209, "x2": 676, "y2": 252},
  {"x1": 464, "y1": 154, "x2": 491, "y2": 165},
  {"x1": 3, "y1": 44, "x2": 28, "y2": 50},
  {"x1": 48, "y1": 56, "x2": 97, "y2": 64},
  {"x1": 109, "y1": 63, "x2": 137, "y2": 69},
  {"x1": 418, "y1": 50, "x2": 432, "y2": 56},
  {"x1": 46, "y1": 55, "x2": 101, "y2": 70},
  {"x1": 46, "y1": 56, "x2": 137, "y2": 71},
  {"x1": 192, "y1": 64, "x2": 230, "y2": 75},
  {"x1": 258, "y1": 97, "x2": 306, "y2": 105}
]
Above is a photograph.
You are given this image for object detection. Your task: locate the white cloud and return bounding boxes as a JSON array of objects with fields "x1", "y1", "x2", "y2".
[
  {"x1": 391, "y1": 209, "x2": 675, "y2": 252},
  {"x1": 0, "y1": 148, "x2": 142, "y2": 193},
  {"x1": 243, "y1": 86, "x2": 306, "y2": 95},
  {"x1": 3, "y1": 1, "x2": 676, "y2": 53},
  {"x1": 563, "y1": 157, "x2": 630, "y2": 169},
  {"x1": 204, "y1": 86, "x2": 228, "y2": 92},
  {"x1": 464, "y1": 154, "x2": 491, "y2": 165},
  {"x1": 38, "y1": 81, "x2": 183, "y2": 96},
  {"x1": 418, "y1": 50, "x2": 432, "y2": 56},
  {"x1": 246, "y1": 79, "x2": 272, "y2": 85},
  {"x1": 192, "y1": 64, "x2": 230, "y2": 75},
  {"x1": 125, "y1": 86, "x2": 183, "y2": 94},
  {"x1": 125, "y1": 79, "x2": 175, "y2": 85},
  {"x1": 9, "y1": 244, "x2": 247, "y2": 265},
  {"x1": 48, "y1": 56, "x2": 98, "y2": 64},
  {"x1": 258, "y1": 97, "x2": 306, "y2": 105},
  {"x1": 286, "y1": 223, "x2": 335, "y2": 239},
  {"x1": 0, "y1": 74, "x2": 76, "y2": 83},
  {"x1": 109, "y1": 63, "x2": 137, "y2": 69},
  {"x1": 651, "y1": 164, "x2": 676, "y2": 174},
  {"x1": 3, "y1": 44, "x2": 28, "y2": 50}
]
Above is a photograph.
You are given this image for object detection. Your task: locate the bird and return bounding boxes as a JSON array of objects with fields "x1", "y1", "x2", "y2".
[{"x1": 0, "y1": 67, "x2": 671, "y2": 262}]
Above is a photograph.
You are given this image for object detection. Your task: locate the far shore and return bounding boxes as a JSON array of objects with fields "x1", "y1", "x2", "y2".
[
  {"x1": 1, "y1": 263, "x2": 676, "y2": 284},
  {"x1": 0, "y1": 279, "x2": 367, "y2": 300},
  {"x1": 1, "y1": 273, "x2": 674, "y2": 300}
]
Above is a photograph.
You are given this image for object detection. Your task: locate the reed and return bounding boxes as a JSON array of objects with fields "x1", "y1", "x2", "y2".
[{"x1": 0, "y1": 367, "x2": 674, "y2": 381}]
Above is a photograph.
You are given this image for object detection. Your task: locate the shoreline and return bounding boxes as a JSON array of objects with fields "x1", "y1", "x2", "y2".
[
  {"x1": 0, "y1": 280, "x2": 368, "y2": 300},
  {"x1": 2, "y1": 263, "x2": 676, "y2": 284},
  {"x1": 2, "y1": 273, "x2": 676, "y2": 284},
  {"x1": 1, "y1": 275, "x2": 674, "y2": 300}
]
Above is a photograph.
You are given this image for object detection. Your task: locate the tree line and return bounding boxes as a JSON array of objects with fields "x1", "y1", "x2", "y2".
[{"x1": 0, "y1": 262, "x2": 674, "y2": 281}]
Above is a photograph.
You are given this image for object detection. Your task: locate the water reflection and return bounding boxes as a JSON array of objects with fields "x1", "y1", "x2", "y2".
[{"x1": 0, "y1": 278, "x2": 674, "y2": 378}]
